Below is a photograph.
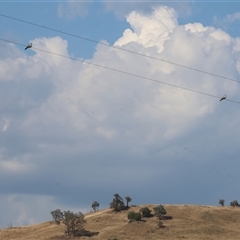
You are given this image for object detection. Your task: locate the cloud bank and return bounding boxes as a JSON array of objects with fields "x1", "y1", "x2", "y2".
[{"x1": 1, "y1": 6, "x2": 240, "y2": 228}]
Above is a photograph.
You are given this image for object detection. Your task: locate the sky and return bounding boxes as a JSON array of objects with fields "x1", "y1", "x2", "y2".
[{"x1": 1, "y1": 0, "x2": 240, "y2": 228}]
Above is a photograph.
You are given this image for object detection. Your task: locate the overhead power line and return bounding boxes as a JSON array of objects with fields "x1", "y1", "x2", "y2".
[
  {"x1": 1, "y1": 37, "x2": 240, "y2": 104},
  {"x1": 0, "y1": 13, "x2": 240, "y2": 84}
]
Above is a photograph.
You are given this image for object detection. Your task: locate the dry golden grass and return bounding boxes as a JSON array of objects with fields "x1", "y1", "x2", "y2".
[{"x1": 1, "y1": 204, "x2": 240, "y2": 240}]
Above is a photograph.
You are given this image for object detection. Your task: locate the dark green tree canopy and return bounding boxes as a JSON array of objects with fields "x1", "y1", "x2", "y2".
[
  {"x1": 63, "y1": 211, "x2": 85, "y2": 236},
  {"x1": 219, "y1": 199, "x2": 225, "y2": 206},
  {"x1": 50, "y1": 209, "x2": 64, "y2": 224},
  {"x1": 128, "y1": 211, "x2": 142, "y2": 221},
  {"x1": 153, "y1": 205, "x2": 167, "y2": 220},
  {"x1": 230, "y1": 200, "x2": 239, "y2": 207},
  {"x1": 92, "y1": 201, "x2": 100, "y2": 211},
  {"x1": 109, "y1": 193, "x2": 125, "y2": 212},
  {"x1": 140, "y1": 207, "x2": 152, "y2": 217}
]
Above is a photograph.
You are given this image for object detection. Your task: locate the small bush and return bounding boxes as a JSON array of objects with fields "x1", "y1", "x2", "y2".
[
  {"x1": 135, "y1": 212, "x2": 142, "y2": 221},
  {"x1": 153, "y1": 205, "x2": 167, "y2": 228},
  {"x1": 153, "y1": 205, "x2": 167, "y2": 220},
  {"x1": 140, "y1": 207, "x2": 152, "y2": 217},
  {"x1": 128, "y1": 211, "x2": 135, "y2": 220},
  {"x1": 128, "y1": 211, "x2": 142, "y2": 221}
]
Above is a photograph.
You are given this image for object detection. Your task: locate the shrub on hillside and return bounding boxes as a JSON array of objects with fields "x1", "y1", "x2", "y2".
[
  {"x1": 153, "y1": 205, "x2": 167, "y2": 220},
  {"x1": 128, "y1": 211, "x2": 142, "y2": 221},
  {"x1": 140, "y1": 207, "x2": 152, "y2": 217},
  {"x1": 153, "y1": 205, "x2": 167, "y2": 228}
]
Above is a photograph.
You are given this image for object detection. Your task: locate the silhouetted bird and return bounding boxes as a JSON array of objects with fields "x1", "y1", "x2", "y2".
[
  {"x1": 25, "y1": 43, "x2": 32, "y2": 50},
  {"x1": 220, "y1": 94, "x2": 226, "y2": 102}
]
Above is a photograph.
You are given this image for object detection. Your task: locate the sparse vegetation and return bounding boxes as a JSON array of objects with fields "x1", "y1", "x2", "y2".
[
  {"x1": 219, "y1": 199, "x2": 225, "y2": 206},
  {"x1": 91, "y1": 201, "x2": 100, "y2": 211},
  {"x1": 153, "y1": 205, "x2": 167, "y2": 228},
  {"x1": 128, "y1": 211, "x2": 142, "y2": 221},
  {"x1": 230, "y1": 200, "x2": 239, "y2": 207},
  {"x1": 51, "y1": 209, "x2": 86, "y2": 237},
  {"x1": 4, "y1": 205, "x2": 240, "y2": 240},
  {"x1": 140, "y1": 207, "x2": 152, "y2": 217}
]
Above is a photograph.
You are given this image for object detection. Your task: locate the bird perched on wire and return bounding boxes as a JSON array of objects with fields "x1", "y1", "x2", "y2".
[
  {"x1": 219, "y1": 94, "x2": 226, "y2": 102},
  {"x1": 25, "y1": 43, "x2": 32, "y2": 50}
]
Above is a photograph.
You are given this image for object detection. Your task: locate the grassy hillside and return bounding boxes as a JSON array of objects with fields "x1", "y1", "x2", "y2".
[{"x1": 1, "y1": 204, "x2": 240, "y2": 240}]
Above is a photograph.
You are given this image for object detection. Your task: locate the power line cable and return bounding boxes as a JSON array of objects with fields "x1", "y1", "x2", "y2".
[
  {"x1": 0, "y1": 13, "x2": 240, "y2": 84},
  {"x1": 1, "y1": 37, "x2": 240, "y2": 104}
]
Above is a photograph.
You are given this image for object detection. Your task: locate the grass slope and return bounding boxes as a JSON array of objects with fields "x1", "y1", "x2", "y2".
[{"x1": 1, "y1": 204, "x2": 240, "y2": 240}]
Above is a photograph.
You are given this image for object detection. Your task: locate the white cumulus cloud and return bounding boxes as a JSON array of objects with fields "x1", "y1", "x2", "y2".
[{"x1": 1, "y1": 6, "x2": 240, "y2": 228}]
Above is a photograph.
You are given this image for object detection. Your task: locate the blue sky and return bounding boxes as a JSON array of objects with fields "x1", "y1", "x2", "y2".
[{"x1": 1, "y1": 0, "x2": 240, "y2": 228}]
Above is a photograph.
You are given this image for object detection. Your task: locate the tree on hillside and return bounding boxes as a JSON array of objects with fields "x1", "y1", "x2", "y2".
[
  {"x1": 50, "y1": 209, "x2": 86, "y2": 237},
  {"x1": 153, "y1": 205, "x2": 167, "y2": 228},
  {"x1": 219, "y1": 199, "x2": 225, "y2": 207},
  {"x1": 63, "y1": 211, "x2": 86, "y2": 236},
  {"x1": 109, "y1": 193, "x2": 125, "y2": 212},
  {"x1": 91, "y1": 201, "x2": 100, "y2": 211},
  {"x1": 230, "y1": 200, "x2": 239, "y2": 207},
  {"x1": 125, "y1": 196, "x2": 132, "y2": 208},
  {"x1": 51, "y1": 209, "x2": 64, "y2": 224}
]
